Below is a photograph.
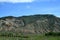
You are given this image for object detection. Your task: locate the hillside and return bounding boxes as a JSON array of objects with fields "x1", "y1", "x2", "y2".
[{"x1": 0, "y1": 14, "x2": 60, "y2": 34}]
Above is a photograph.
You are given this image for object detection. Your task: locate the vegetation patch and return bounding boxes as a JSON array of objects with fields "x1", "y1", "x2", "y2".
[{"x1": 45, "y1": 32, "x2": 60, "y2": 36}]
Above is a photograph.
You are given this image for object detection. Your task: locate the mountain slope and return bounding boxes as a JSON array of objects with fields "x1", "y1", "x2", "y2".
[{"x1": 0, "y1": 14, "x2": 60, "y2": 34}]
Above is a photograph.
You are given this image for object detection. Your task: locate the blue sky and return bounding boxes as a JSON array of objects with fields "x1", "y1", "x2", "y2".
[{"x1": 0, "y1": 0, "x2": 60, "y2": 17}]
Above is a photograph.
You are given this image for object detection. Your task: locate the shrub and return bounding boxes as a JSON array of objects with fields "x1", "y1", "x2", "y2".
[{"x1": 45, "y1": 32, "x2": 60, "y2": 36}]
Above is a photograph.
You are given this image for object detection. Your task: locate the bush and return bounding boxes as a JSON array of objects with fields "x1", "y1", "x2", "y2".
[
  {"x1": 0, "y1": 32, "x2": 13, "y2": 37},
  {"x1": 0, "y1": 32, "x2": 29, "y2": 38},
  {"x1": 45, "y1": 32, "x2": 60, "y2": 36}
]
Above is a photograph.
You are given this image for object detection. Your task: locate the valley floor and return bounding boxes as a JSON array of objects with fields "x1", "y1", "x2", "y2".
[{"x1": 0, "y1": 35, "x2": 60, "y2": 40}]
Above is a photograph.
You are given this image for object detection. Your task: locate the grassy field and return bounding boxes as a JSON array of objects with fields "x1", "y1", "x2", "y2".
[{"x1": 0, "y1": 34, "x2": 60, "y2": 40}]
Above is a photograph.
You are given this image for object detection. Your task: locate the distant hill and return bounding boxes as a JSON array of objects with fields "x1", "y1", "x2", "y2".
[{"x1": 0, "y1": 14, "x2": 60, "y2": 34}]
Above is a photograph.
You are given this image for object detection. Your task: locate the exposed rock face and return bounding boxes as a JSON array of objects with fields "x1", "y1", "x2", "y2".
[{"x1": 0, "y1": 15, "x2": 60, "y2": 34}]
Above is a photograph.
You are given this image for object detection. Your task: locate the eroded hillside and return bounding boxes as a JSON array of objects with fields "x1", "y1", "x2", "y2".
[{"x1": 0, "y1": 14, "x2": 60, "y2": 34}]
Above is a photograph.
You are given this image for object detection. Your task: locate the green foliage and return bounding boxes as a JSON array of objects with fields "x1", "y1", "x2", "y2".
[
  {"x1": 0, "y1": 32, "x2": 13, "y2": 37},
  {"x1": 45, "y1": 32, "x2": 60, "y2": 36},
  {"x1": 0, "y1": 34, "x2": 60, "y2": 40},
  {"x1": 0, "y1": 32, "x2": 29, "y2": 38}
]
